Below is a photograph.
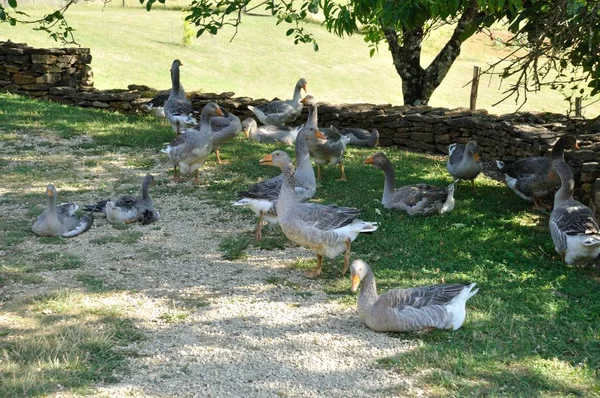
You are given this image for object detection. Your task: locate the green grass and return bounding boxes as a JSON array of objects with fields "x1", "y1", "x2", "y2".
[
  {"x1": 0, "y1": 291, "x2": 144, "y2": 397},
  {"x1": 218, "y1": 235, "x2": 251, "y2": 260},
  {"x1": 1, "y1": 92, "x2": 600, "y2": 396},
  {"x1": 2, "y1": 6, "x2": 599, "y2": 116}
]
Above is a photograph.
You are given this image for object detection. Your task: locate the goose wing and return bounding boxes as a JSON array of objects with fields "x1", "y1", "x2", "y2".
[
  {"x1": 377, "y1": 284, "x2": 468, "y2": 310},
  {"x1": 296, "y1": 203, "x2": 360, "y2": 230},
  {"x1": 238, "y1": 175, "x2": 283, "y2": 201}
]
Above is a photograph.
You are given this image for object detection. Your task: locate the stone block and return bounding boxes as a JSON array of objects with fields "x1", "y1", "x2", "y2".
[
  {"x1": 31, "y1": 54, "x2": 58, "y2": 64},
  {"x1": 35, "y1": 73, "x2": 61, "y2": 84},
  {"x1": 13, "y1": 73, "x2": 37, "y2": 85},
  {"x1": 582, "y1": 162, "x2": 600, "y2": 173}
]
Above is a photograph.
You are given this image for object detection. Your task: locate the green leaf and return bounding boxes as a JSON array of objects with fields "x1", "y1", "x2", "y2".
[
  {"x1": 8, "y1": 0, "x2": 17, "y2": 8},
  {"x1": 312, "y1": 41, "x2": 319, "y2": 52},
  {"x1": 369, "y1": 48, "x2": 375, "y2": 57},
  {"x1": 286, "y1": 28, "x2": 294, "y2": 36}
]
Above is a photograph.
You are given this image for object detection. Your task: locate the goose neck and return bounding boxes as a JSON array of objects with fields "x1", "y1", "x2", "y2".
[
  {"x1": 306, "y1": 104, "x2": 318, "y2": 129},
  {"x1": 141, "y1": 179, "x2": 152, "y2": 202},
  {"x1": 380, "y1": 160, "x2": 396, "y2": 203},
  {"x1": 553, "y1": 159, "x2": 574, "y2": 203},
  {"x1": 358, "y1": 271, "x2": 379, "y2": 314}
]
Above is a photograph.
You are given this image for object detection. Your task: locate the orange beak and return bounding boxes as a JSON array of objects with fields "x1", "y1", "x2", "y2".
[
  {"x1": 302, "y1": 84, "x2": 307, "y2": 92},
  {"x1": 575, "y1": 142, "x2": 580, "y2": 149},
  {"x1": 363, "y1": 154, "x2": 375, "y2": 165},
  {"x1": 259, "y1": 154, "x2": 273, "y2": 165},
  {"x1": 315, "y1": 130, "x2": 326, "y2": 140},
  {"x1": 300, "y1": 97, "x2": 309, "y2": 105},
  {"x1": 350, "y1": 275, "x2": 361, "y2": 292},
  {"x1": 473, "y1": 153, "x2": 480, "y2": 162},
  {"x1": 46, "y1": 187, "x2": 54, "y2": 196},
  {"x1": 215, "y1": 107, "x2": 225, "y2": 117},
  {"x1": 243, "y1": 129, "x2": 249, "y2": 139}
]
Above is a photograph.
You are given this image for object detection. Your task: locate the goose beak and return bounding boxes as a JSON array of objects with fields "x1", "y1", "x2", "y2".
[
  {"x1": 350, "y1": 275, "x2": 361, "y2": 292},
  {"x1": 575, "y1": 142, "x2": 580, "y2": 149},
  {"x1": 315, "y1": 130, "x2": 326, "y2": 140},
  {"x1": 46, "y1": 187, "x2": 54, "y2": 196},
  {"x1": 215, "y1": 107, "x2": 225, "y2": 117},
  {"x1": 302, "y1": 84, "x2": 307, "y2": 93},
  {"x1": 300, "y1": 97, "x2": 309, "y2": 105},
  {"x1": 473, "y1": 153, "x2": 480, "y2": 162},
  {"x1": 243, "y1": 129, "x2": 249, "y2": 139},
  {"x1": 364, "y1": 155, "x2": 375, "y2": 165},
  {"x1": 259, "y1": 154, "x2": 273, "y2": 165}
]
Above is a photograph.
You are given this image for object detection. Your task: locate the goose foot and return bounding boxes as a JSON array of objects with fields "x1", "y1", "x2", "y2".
[
  {"x1": 341, "y1": 238, "x2": 351, "y2": 276},
  {"x1": 216, "y1": 150, "x2": 230, "y2": 165},
  {"x1": 255, "y1": 212, "x2": 264, "y2": 241},
  {"x1": 193, "y1": 170, "x2": 201, "y2": 185},
  {"x1": 304, "y1": 255, "x2": 322, "y2": 279},
  {"x1": 418, "y1": 327, "x2": 436, "y2": 334},
  {"x1": 172, "y1": 167, "x2": 182, "y2": 182},
  {"x1": 337, "y1": 164, "x2": 347, "y2": 182},
  {"x1": 316, "y1": 165, "x2": 322, "y2": 181}
]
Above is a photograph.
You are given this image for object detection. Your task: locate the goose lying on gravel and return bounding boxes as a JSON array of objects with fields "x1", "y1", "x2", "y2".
[
  {"x1": 364, "y1": 152, "x2": 455, "y2": 216},
  {"x1": 447, "y1": 141, "x2": 482, "y2": 192},
  {"x1": 261, "y1": 150, "x2": 377, "y2": 278},
  {"x1": 549, "y1": 151, "x2": 600, "y2": 265},
  {"x1": 164, "y1": 59, "x2": 196, "y2": 134},
  {"x1": 210, "y1": 108, "x2": 242, "y2": 165},
  {"x1": 162, "y1": 102, "x2": 224, "y2": 184},
  {"x1": 241, "y1": 117, "x2": 301, "y2": 145},
  {"x1": 302, "y1": 95, "x2": 349, "y2": 181},
  {"x1": 233, "y1": 127, "x2": 320, "y2": 240},
  {"x1": 84, "y1": 174, "x2": 160, "y2": 225},
  {"x1": 339, "y1": 127, "x2": 379, "y2": 147},
  {"x1": 496, "y1": 135, "x2": 577, "y2": 208},
  {"x1": 350, "y1": 259, "x2": 479, "y2": 333},
  {"x1": 248, "y1": 78, "x2": 307, "y2": 125},
  {"x1": 32, "y1": 184, "x2": 93, "y2": 237}
]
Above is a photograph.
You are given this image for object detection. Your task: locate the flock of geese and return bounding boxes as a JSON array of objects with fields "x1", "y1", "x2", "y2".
[{"x1": 30, "y1": 60, "x2": 600, "y2": 333}]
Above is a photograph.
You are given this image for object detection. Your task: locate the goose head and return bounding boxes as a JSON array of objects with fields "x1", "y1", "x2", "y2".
[
  {"x1": 550, "y1": 135, "x2": 578, "y2": 159},
  {"x1": 242, "y1": 118, "x2": 257, "y2": 139},
  {"x1": 46, "y1": 184, "x2": 57, "y2": 197},
  {"x1": 202, "y1": 102, "x2": 225, "y2": 118},
  {"x1": 350, "y1": 259, "x2": 371, "y2": 292},
  {"x1": 300, "y1": 95, "x2": 317, "y2": 107},
  {"x1": 465, "y1": 141, "x2": 480, "y2": 162},
  {"x1": 297, "y1": 78, "x2": 308, "y2": 93},
  {"x1": 170, "y1": 59, "x2": 183, "y2": 71},
  {"x1": 363, "y1": 152, "x2": 390, "y2": 170},
  {"x1": 259, "y1": 150, "x2": 293, "y2": 169}
]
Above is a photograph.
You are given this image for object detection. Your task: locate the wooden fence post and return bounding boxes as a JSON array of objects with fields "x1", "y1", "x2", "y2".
[
  {"x1": 575, "y1": 97, "x2": 582, "y2": 117},
  {"x1": 470, "y1": 66, "x2": 480, "y2": 111}
]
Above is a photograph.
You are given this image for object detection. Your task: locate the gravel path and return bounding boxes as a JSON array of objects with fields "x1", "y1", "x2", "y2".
[{"x1": 1, "y1": 137, "x2": 422, "y2": 397}]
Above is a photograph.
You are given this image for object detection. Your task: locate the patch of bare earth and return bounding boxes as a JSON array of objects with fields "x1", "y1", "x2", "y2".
[{"x1": 1, "y1": 135, "x2": 423, "y2": 398}]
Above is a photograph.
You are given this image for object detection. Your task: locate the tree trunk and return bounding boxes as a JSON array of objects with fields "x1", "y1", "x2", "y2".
[{"x1": 382, "y1": 0, "x2": 482, "y2": 105}]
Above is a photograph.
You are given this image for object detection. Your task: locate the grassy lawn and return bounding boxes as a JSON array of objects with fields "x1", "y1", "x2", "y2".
[
  {"x1": 1, "y1": 93, "x2": 599, "y2": 396},
  {"x1": 2, "y1": 4, "x2": 600, "y2": 117}
]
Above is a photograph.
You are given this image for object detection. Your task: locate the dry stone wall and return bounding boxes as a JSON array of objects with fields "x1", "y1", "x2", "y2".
[{"x1": 1, "y1": 40, "x2": 599, "y2": 213}]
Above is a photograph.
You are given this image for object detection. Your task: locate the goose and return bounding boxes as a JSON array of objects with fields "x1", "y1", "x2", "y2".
[
  {"x1": 496, "y1": 135, "x2": 577, "y2": 208},
  {"x1": 210, "y1": 108, "x2": 242, "y2": 164},
  {"x1": 232, "y1": 127, "x2": 321, "y2": 240},
  {"x1": 339, "y1": 127, "x2": 379, "y2": 147},
  {"x1": 83, "y1": 174, "x2": 160, "y2": 225},
  {"x1": 302, "y1": 95, "x2": 349, "y2": 181},
  {"x1": 162, "y1": 102, "x2": 224, "y2": 184},
  {"x1": 32, "y1": 184, "x2": 93, "y2": 237},
  {"x1": 549, "y1": 154, "x2": 600, "y2": 265},
  {"x1": 446, "y1": 141, "x2": 482, "y2": 192},
  {"x1": 364, "y1": 152, "x2": 455, "y2": 216},
  {"x1": 261, "y1": 150, "x2": 378, "y2": 278},
  {"x1": 248, "y1": 78, "x2": 307, "y2": 125},
  {"x1": 350, "y1": 259, "x2": 479, "y2": 333},
  {"x1": 241, "y1": 117, "x2": 301, "y2": 145},
  {"x1": 164, "y1": 60, "x2": 196, "y2": 134}
]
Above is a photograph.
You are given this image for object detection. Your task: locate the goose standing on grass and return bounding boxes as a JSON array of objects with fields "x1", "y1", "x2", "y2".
[
  {"x1": 496, "y1": 135, "x2": 577, "y2": 209},
  {"x1": 248, "y1": 78, "x2": 307, "y2": 125},
  {"x1": 241, "y1": 117, "x2": 301, "y2": 145},
  {"x1": 447, "y1": 141, "x2": 482, "y2": 192},
  {"x1": 210, "y1": 108, "x2": 242, "y2": 164},
  {"x1": 302, "y1": 95, "x2": 349, "y2": 181},
  {"x1": 350, "y1": 260, "x2": 478, "y2": 333},
  {"x1": 83, "y1": 174, "x2": 160, "y2": 225},
  {"x1": 364, "y1": 152, "x2": 455, "y2": 216},
  {"x1": 339, "y1": 127, "x2": 379, "y2": 147},
  {"x1": 162, "y1": 102, "x2": 224, "y2": 184},
  {"x1": 164, "y1": 60, "x2": 196, "y2": 134},
  {"x1": 32, "y1": 184, "x2": 93, "y2": 237},
  {"x1": 261, "y1": 150, "x2": 378, "y2": 278},
  {"x1": 233, "y1": 127, "x2": 321, "y2": 241},
  {"x1": 549, "y1": 154, "x2": 600, "y2": 265}
]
